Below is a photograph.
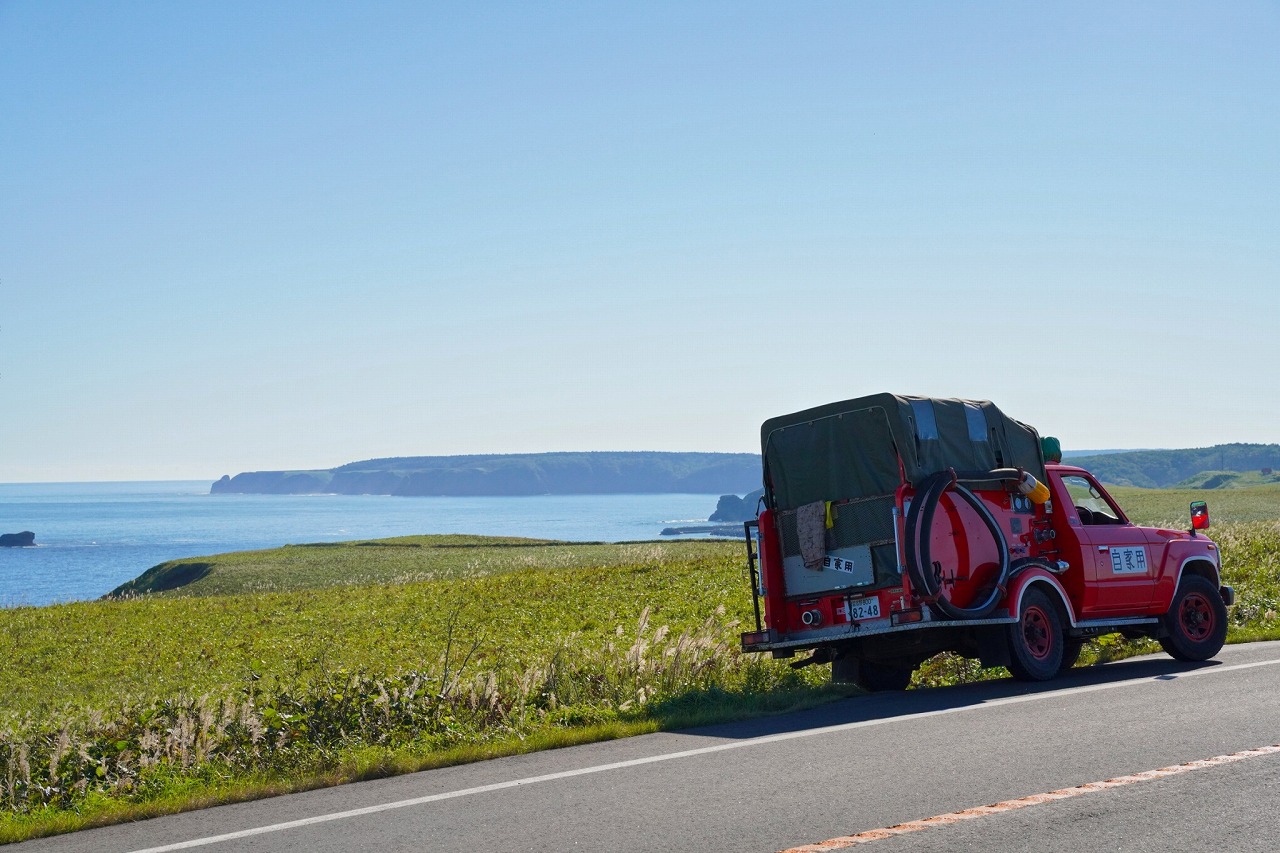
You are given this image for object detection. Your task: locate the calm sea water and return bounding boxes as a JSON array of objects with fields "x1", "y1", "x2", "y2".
[{"x1": 0, "y1": 482, "x2": 730, "y2": 607}]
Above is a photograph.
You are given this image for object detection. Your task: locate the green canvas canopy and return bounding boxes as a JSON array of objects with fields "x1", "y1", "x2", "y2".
[{"x1": 760, "y1": 393, "x2": 1045, "y2": 511}]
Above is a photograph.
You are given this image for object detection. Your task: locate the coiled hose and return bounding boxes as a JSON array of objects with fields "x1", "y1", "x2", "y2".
[{"x1": 904, "y1": 470, "x2": 1017, "y2": 620}]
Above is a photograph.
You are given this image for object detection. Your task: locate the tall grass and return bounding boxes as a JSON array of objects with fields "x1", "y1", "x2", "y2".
[
  {"x1": 2, "y1": 607, "x2": 758, "y2": 815},
  {"x1": 1215, "y1": 521, "x2": 1280, "y2": 639},
  {"x1": 0, "y1": 550, "x2": 829, "y2": 835}
]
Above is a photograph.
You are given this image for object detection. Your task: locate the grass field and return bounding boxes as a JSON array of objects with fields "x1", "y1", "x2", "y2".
[
  {"x1": 1110, "y1": 482, "x2": 1280, "y2": 525},
  {"x1": 107, "y1": 536, "x2": 738, "y2": 598},
  {"x1": 1, "y1": 539, "x2": 843, "y2": 840},
  {"x1": 1, "y1": 485, "x2": 1277, "y2": 842},
  {"x1": 8, "y1": 541, "x2": 753, "y2": 717}
]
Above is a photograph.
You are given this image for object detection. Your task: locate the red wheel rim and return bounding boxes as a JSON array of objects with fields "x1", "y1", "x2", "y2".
[
  {"x1": 1179, "y1": 592, "x2": 1215, "y2": 641},
  {"x1": 1022, "y1": 606, "x2": 1053, "y2": 661}
]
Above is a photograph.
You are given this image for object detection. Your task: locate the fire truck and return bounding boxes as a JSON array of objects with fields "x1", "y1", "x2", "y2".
[{"x1": 739, "y1": 394, "x2": 1234, "y2": 690}]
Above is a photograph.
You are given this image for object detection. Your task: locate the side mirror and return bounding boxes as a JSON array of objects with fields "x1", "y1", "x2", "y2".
[{"x1": 1190, "y1": 501, "x2": 1210, "y2": 534}]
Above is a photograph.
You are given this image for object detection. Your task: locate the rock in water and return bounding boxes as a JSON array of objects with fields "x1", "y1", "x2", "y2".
[
  {"x1": 0, "y1": 531, "x2": 36, "y2": 547},
  {"x1": 709, "y1": 488, "x2": 765, "y2": 522}
]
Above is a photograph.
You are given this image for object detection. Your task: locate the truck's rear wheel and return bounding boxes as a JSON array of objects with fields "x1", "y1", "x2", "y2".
[
  {"x1": 831, "y1": 655, "x2": 913, "y2": 691},
  {"x1": 857, "y1": 661, "x2": 914, "y2": 692},
  {"x1": 1159, "y1": 575, "x2": 1228, "y2": 662},
  {"x1": 1007, "y1": 588, "x2": 1063, "y2": 681}
]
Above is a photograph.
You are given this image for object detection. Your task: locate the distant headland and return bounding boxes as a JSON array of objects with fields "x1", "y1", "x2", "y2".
[
  {"x1": 211, "y1": 451, "x2": 763, "y2": 497},
  {"x1": 211, "y1": 443, "x2": 1280, "y2": 511}
]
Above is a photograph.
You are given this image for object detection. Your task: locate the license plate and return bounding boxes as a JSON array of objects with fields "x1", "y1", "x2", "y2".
[{"x1": 845, "y1": 596, "x2": 882, "y2": 621}]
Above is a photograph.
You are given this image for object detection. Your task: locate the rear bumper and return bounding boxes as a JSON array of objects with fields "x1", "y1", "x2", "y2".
[
  {"x1": 740, "y1": 614, "x2": 1016, "y2": 653},
  {"x1": 1220, "y1": 585, "x2": 1236, "y2": 606}
]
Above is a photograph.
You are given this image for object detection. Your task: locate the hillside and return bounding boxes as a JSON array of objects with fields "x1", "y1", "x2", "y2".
[
  {"x1": 211, "y1": 451, "x2": 762, "y2": 497},
  {"x1": 1067, "y1": 443, "x2": 1280, "y2": 488}
]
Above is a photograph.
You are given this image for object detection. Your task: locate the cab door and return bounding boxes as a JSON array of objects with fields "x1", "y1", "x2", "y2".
[{"x1": 1060, "y1": 473, "x2": 1158, "y2": 616}]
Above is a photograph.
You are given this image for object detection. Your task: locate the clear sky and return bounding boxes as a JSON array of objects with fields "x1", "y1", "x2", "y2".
[{"x1": 1, "y1": 1, "x2": 1276, "y2": 482}]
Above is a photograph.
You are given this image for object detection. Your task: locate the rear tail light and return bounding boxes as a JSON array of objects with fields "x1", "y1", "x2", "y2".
[
  {"x1": 740, "y1": 630, "x2": 771, "y2": 648},
  {"x1": 891, "y1": 608, "x2": 924, "y2": 626}
]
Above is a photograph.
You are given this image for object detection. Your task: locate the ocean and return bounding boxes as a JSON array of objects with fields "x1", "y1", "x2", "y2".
[{"x1": 0, "y1": 482, "x2": 733, "y2": 607}]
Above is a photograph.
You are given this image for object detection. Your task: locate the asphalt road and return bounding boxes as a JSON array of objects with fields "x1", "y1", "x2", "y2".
[{"x1": 16, "y1": 641, "x2": 1280, "y2": 853}]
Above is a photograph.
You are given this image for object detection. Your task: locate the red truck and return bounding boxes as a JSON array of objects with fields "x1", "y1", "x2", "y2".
[{"x1": 740, "y1": 394, "x2": 1234, "y2": 690}]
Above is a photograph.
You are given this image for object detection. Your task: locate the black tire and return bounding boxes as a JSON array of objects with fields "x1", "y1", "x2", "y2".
[
  {"x1": 857, "y1": 661, "x2": 914, "y2": 692},
  {"x1": 1059, "y1": 639, "x2": 1084, "y2": 673},
  {"x1": 1159, "y1": 575, "x2": 1228, "y2": 662},
  {"x1": 830, "y1": 655, "x2": 913, "y2": 691},
  {"x1": 1007, "y1": 587, "x2": 1064, "y2": 681},
  {"x1": 830, "y1": 653, "x2": 859, "y2": 684}
]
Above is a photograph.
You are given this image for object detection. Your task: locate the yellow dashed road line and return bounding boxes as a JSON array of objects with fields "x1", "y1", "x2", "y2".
[{"x1": 780, "y1": 744, "x2": 1280, "y2": 852}]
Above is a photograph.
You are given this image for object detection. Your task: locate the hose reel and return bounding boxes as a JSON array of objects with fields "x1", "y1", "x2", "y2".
[{"x1": 904, "y1": 469, "x2": 1018, "y2": 620}]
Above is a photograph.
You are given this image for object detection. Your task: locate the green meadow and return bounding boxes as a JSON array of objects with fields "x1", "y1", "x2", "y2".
[{"x1": 2, "y1": 488, "x2": 1278, "y2": 842}]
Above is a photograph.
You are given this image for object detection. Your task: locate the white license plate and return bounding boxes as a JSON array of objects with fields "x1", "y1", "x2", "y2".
[{"x1": 846, "y1": 596, "x2": 882, "y2": 621}]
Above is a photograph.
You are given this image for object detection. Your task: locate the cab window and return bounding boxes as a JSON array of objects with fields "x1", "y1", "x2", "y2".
[{"x1": 1061, "y1": 475, "x2": 1125, "y2": 525}]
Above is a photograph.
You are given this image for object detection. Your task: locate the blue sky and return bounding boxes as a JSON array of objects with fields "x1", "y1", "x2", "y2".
[{"x1": 2, "y1": 1, "x2": 1276, "y2": 482}]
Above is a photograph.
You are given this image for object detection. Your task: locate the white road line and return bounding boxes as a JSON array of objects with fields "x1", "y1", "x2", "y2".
[
  {"x1": 126, "y1": 656, "x2": 1280, "y2": 853},
  {"x1": 780, "y1": 744, "x2": 1280, "y2": 851}
]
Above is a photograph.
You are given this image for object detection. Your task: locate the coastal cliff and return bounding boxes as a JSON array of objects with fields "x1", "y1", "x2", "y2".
[{"x1": 212, "y1": 451, "x2": 762, "y2": 497}]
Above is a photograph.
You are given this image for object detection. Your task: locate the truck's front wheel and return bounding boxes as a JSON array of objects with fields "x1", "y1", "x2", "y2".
[
  {"x1": 1159, "y1": 575, "x2": 1228, "y2": 662},
  {"x1": 1007, "y1": 588, "x2": 1064, "y2": 681}
]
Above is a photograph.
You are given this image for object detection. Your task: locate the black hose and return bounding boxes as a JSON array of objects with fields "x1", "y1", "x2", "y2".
[
  {"x1": 904, "y1": 472, "x2": 950, "y2": 600},
  {"x1": 924, "y1": 481, "x2": 1008, "y2": 619},
  {"x1": 905, "y1": 470, "x2": 1010, "y2": 620}
]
